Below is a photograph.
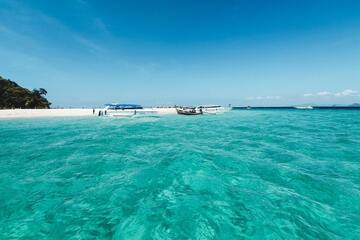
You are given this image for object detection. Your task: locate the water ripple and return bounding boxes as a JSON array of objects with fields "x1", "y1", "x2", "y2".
[{"x1": 0, "y1": 110, "x2": 360, "y2": 239}]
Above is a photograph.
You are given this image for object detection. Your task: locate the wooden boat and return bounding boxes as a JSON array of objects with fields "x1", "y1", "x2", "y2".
[{"x1": 176, "y1": 107, "x2": 203, "y2": 115}]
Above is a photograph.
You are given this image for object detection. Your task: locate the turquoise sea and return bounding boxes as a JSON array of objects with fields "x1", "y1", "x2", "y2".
[{"x1": 0, "y1": 110, "x2": 359, "y2": 239}]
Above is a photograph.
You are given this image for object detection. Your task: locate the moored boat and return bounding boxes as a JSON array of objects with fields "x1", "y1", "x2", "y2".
[
  {"x1": 196, "y1": 105, "x2": 228, "y2": 114},
  {"x1": 176, "y1": 107, "x2": 203, "y2": 115},
  {"x1": 294, "y1": 105, "x2": 313, "y2": 110},
  {"x1": 100, "y1": 104, "x2": 157, "y2": 117}
]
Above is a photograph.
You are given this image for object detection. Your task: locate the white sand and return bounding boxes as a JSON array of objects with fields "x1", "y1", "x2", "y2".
[
  {"x1": 0, "y1": 108, "x2": 177, "y2": 119},
  {"x1": 150, "y1": 107, "x2": 177, "y2": 115}
]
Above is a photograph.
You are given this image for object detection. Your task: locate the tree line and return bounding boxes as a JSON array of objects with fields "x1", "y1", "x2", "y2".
[{"x1": 0, "y1": 76, "x2": 51, "y2": 109}]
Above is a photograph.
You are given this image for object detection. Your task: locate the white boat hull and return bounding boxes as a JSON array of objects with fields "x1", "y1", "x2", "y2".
[
  {"x1": 197, "y1": 106, "x2": 229, "y2": 114},
  {"x1": 104, "y1": 109, "x2": 158, "y2": 117},
  {"x1": 294, "y1": 106, "x2": 313, "y2": 110}
]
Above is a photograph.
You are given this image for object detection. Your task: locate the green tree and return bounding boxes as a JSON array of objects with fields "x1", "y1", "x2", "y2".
[{"x1": 0, "y1": 76, "x2": 51, "y2": 109}]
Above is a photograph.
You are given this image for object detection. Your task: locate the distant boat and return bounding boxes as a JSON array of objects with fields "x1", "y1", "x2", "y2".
[
  {"x1": 294, "y1": 105, "x2": 313, "y2": 110},
  {"x1": 176, "y1": 107, "x2": 203, "y2": 115},
  {"x1": 100, "y1": 103, "x2": 156, "y2": 117},
  {"x1": 196, "y1": 105, "x2": 228, "y2": 114}
]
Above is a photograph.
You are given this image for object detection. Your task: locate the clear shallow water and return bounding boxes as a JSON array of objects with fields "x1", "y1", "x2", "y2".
[{"x1": 0, "y1": 110, "x2": 359, "y2": 239}]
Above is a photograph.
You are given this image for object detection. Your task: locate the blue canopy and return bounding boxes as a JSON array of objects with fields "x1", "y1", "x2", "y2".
[{"x1": 105, "y1": 103, "x2": 143, "y2": 109}]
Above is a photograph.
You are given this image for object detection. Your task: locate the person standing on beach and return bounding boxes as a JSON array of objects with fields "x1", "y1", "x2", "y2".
[{"x1": 93, "y1": 108, "x2": 95, "y2": 115}]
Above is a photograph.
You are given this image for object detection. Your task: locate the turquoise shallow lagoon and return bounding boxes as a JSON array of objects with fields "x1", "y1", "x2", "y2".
[{"x1": 1, "y1": 110, "x2": 359, "y2": 239}]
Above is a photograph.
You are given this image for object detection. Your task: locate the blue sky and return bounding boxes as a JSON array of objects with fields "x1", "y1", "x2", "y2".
[{"x1": 0, "y1": 0, "x2": 360, "y2": 107}]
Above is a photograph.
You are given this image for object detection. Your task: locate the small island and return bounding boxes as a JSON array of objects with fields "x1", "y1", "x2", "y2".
[{"x1": 0, "y1": 76, "x2": 51, "y2": 109}]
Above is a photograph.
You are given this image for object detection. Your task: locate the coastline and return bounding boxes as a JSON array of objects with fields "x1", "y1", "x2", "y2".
[{"x1": 0, "y1": 108, "x2": 177, "y2": 119}]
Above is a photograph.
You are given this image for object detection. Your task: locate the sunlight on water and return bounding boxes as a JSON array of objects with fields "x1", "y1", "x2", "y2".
[{"x1": 0, "y1": 110, "x2": 359, "y2": 239}]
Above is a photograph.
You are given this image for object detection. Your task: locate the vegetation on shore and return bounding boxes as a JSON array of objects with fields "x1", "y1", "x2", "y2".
[{"x1": 0, "y1": 76, "x2": 51, "y2": 109}]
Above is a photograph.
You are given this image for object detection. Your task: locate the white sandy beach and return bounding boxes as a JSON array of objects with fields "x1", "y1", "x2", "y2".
[{"x1": 0, "y1": 108, "x2": 177, "y2": 119}]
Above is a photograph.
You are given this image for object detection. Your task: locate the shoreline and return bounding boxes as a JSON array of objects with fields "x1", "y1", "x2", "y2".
[{"x1": 0, "y1": 108, "x2": 177, "y2": 119}]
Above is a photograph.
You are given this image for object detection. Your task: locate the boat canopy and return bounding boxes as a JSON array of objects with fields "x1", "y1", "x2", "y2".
[{"x1": 105, "y1": 104, "x2": 143, "y2": 109}]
